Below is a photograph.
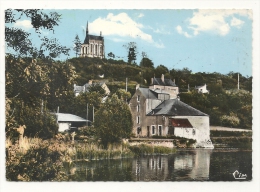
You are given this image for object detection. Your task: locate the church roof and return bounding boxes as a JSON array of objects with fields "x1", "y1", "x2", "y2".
[
  {"x1": 84, "y1": 34, "x2": 103, "y2": 44},
  {"x1": 147, "y1": 99, "x2": 208, "y2": 116}
]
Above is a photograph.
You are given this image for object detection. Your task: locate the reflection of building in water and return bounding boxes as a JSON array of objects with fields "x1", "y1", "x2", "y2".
[
  {"x1": 171, "y1": 150, "x2": 212, "y2": 180},
  {"x1": 132, "y1": 150, "x2": 212, "y2": 181},
  {"x1": 189, "y1": 149, "x2": 212, "y2": 180},
  {"x1": 133, "y1": 156, "x2": 169, "y2": 181}
]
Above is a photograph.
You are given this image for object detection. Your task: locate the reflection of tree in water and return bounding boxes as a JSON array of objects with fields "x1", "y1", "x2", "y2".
[{"x1": 69, "y1": 159, "x2": 134, "y2": 181}]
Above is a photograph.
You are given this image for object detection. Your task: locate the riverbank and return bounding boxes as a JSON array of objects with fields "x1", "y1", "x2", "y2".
[{"x1": 210, "y1": 130, "x2": 252, "y2": 149}]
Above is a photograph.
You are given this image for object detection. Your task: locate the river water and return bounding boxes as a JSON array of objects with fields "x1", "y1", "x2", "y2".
[{"x1": 66, "y1": 149, "x2": 252, "y2": 181}]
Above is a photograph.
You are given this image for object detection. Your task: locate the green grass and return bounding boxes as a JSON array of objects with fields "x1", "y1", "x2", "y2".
[{"x1": 128, "y1": 144, "x2": 175, "y2": 157}]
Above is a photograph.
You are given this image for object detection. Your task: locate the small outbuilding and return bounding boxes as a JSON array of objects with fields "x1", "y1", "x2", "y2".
[{"x1": 54, "y1": 113, "x2": 91, "y2": 132}]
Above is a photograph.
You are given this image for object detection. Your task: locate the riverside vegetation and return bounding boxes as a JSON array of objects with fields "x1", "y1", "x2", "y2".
[{"x1": 5, "y1": 135, "x2": 176, "y2": 181}]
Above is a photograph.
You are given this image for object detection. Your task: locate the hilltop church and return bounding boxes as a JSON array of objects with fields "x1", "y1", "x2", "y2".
[{"x1": 80, "y1": 22, "x2": 105, "y2": 59}]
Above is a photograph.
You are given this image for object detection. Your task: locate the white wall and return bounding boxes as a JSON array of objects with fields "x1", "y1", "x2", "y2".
[
  {"x1": 174, "y1": 116, "x2": 210, "y2": 142},
  {"x1": 58, "y1": 122, "x2": 70, "y2": 132},
  {"x1": 174, "y1": 127, "x2": 196, "y2": 140}
]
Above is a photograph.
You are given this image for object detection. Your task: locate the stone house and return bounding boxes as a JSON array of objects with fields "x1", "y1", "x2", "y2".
[
  {"x1": 129, "y1": 75, "x2": 213, "y2": 148},
  {"x1": 73, "y1": 80, "x2": 110, "y2": 97}
]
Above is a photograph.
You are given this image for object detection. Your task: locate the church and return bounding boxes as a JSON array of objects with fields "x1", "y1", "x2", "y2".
[{"x1": 80, "y1": 22, "x2": 105, "y2": 59}]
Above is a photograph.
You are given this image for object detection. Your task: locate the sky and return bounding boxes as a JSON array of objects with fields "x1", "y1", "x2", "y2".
[{"x1": 9, "y1": 9, "x2": 253, "y2": 77}]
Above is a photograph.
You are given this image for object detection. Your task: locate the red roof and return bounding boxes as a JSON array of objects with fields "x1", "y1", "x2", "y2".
[{"x1": 169, "y1": 118, "x2": 193, "y2": 128}]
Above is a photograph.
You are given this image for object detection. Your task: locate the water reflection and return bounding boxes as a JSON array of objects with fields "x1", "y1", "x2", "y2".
[
  {"x1": 132, "y1": 149, "x2": 212, "y2": 181},
  {"x1": 68, "y1": 150, "x2": 251, "y2": 181}
]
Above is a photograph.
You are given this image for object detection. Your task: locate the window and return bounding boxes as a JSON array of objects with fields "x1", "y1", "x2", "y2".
[
  {"x1": 137, "y1": 95, "x2": 140, "y2": 102},
  {"x1": 152, "y1": 125, "x2": 156, "y2": 135},
  {"x1": 137, "y1": 104, "x2": 140, "y2": 112},
  {"x1": 158, "y1": 125, "x2": 162, "y2": 136},
  {"x1": 137, "y1": 116, "x2": 140, "y2": 124},
  {"x1": 137, "y1": 127, "x2": 141, "y2": 134}
]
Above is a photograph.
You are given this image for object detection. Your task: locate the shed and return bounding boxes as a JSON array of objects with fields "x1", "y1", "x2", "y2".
[{"x1": 54, "y1": 113, "x2": 91, "y2": 132}]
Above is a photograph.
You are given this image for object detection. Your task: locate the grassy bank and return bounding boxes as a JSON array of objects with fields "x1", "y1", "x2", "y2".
[
  {"x1": 210, "y1": 130, "x2": 252, "y2": 149},
  {"x1": 5, "y1": 136, "x2": 176, "y2": 181}
]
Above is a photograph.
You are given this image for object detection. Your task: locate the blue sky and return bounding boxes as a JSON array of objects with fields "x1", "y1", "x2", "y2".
[{"x1": 9, "y1": 9, "x2": 252, "y2": 76}]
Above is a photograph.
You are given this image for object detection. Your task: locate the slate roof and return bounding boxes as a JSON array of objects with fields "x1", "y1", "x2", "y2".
[
  {"x1": 54, "y1": 113, "x2": 90, "y2": 122},
  {"x1": 169, "y1": 118, "x2": 193, "y2": 128},
  {"x1": 147, "y1": 99, "x2": 208, "y2": 116},
  {"x1": 152, "y1": 77, "x2": 177, "y2": 87},
  {"x1": 139, "y1": 88, "x2": 158, "y2": 99},
  {"x1": 84, "y1": 34, "x2": 103, "y2": 44}
]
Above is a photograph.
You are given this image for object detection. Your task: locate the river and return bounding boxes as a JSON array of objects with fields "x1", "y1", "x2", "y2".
[{"x1": 66, "y1": 149, "x2": 252, "y2": 181}]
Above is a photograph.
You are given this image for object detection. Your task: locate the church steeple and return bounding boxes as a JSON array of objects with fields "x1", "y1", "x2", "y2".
[
  {"x1": 84, "y1": 21, "x2": 89, "y2": 44},
  {"x1": 86, "y1": 21, "x2": 89, "y2": 35}
]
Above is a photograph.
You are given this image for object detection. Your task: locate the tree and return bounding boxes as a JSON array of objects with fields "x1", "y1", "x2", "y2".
[
  {"x1": 123, "y1": 42, "x2": 137, "y2": 64},
  {"x1": 5, "y1": 9, "x2": 70, "y2": 60},
  {"x1": 94, "y1": 94, "x2": 133, "y2": 148},
  {"x1": 73, "y1": 34, "x2": 81, "y2": 57},
  {"x1": 140, "y1": 58, "x2": 154, "y2": 68},
  {"x1": 5, "y1": 9, "x2": 72, "y2": 139},
  {"x1": 107, "y1": 52, "x2": 115, "y2": 59}
]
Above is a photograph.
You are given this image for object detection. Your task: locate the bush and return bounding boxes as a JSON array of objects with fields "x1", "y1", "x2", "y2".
[{"x1": 6, "y1": 141, "x2": 67, "y2": 181}]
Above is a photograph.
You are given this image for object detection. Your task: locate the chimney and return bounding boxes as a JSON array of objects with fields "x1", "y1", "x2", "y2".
[
  {"x1": 88, "y1": 80, "x2": 93, "y2": 84},
  {"x1": 136, "y1": 84, "x2": 140, "y2": 90},
  {"x1": 161, "y1": 74, "x2": 164, "y2": 82},
  {"x1": 151, "y1": 78, "x2": 154, "y2": 85},
  {"x1": 100, "y1": 31, "x2": 102, "y2": 36}
]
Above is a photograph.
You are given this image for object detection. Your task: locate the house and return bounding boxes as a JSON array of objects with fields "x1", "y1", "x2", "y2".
[
  {"x1": 54, "y1": 113, "x2": 91, "y2": 132},
  {"x1": 73, "y1": 80, "x2": 110, "y2": 97},
  {"x1": 80, "y1": 22, "x2": 105, "y2": 59},
  {"x1": 149, "y1": 74, "x2": 179, "y2": 99},
  {"x1": 195, "y1": 84, "x2": 209, "y2": 93},
  {"x1": 129, "y1": 75, "x2": 213, "y2": 148}
]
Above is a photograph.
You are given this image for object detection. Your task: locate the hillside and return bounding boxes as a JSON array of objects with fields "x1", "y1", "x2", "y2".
[{"x1": 68, "y1": 57, "x2": 252, "y2": 129}]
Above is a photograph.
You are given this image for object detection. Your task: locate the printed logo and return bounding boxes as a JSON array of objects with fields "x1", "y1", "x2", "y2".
[{"x1": 233, "y1": 170, "x2": 247, "y2": 180}]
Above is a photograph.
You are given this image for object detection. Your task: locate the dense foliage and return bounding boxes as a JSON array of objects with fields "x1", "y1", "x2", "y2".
[
  {"x1": 94, "y1": 94, "x2": 133, "y2": 148},
  {"x1": 6, "y1": 141, "x2": 68, "y2": 181}
]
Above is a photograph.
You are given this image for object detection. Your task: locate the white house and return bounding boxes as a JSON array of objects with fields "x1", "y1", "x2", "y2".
[
  {"x1": 195, "y1": 84, "x2": 209, "y2": 94},
  {"x1": 74, "y1": 80, "x2": 110, "y2": 97}
]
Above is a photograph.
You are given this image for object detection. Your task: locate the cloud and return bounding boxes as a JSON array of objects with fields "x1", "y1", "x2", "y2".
[
  {"x1": 154, "y1": 39, "x2": 165, "y2": 48},
  {"x1": 138, "y1": 13, "x2": 144, "y2": 18},
  {"x1": 176, "y1": 25, "x2": 192, "y2": 38},
  {"x1": 14, "y1": 20, "x2": 32, "y2": 30},
  {"x1": 90, "y1": 13, "x2": 153, "y2": 43},
  {"x1": 176, "y1": 9, "x2": 252, "y2": 38},
  {"x1": 231, "y1": 17, "x2": 245, "y2": 28},
  {"x1": 154, "y1": 28, "x2": 171, "y2": 35}
]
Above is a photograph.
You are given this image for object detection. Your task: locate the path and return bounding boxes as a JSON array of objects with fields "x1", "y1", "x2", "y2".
[{"x1": 210, "y1": 126, "x2": 252, "y2": 132}]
